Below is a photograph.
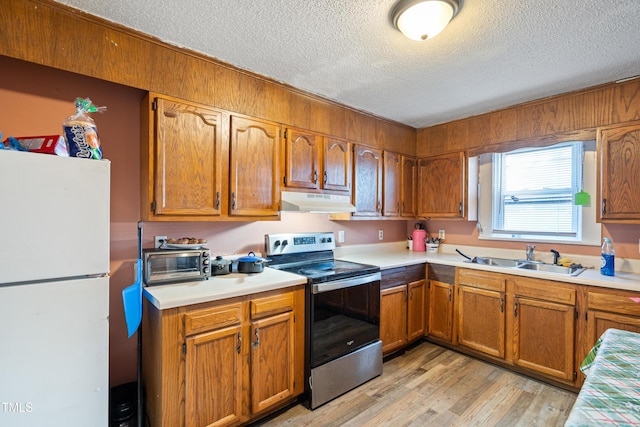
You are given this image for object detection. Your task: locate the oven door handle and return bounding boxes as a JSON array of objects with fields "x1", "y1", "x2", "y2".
[{"x1": 311, "y1": 272, "x2": 381, "y2": 294}]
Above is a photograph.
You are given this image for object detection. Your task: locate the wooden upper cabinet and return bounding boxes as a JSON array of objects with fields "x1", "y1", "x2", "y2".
[
  {"x1": 323, "y1": 137, "x2": 352, "y2": 193},
  {"x1": 400, "y1": 155, "x2": 417, "y2": 218},
  {"x1": 383, "y1": 151, "x2": 401, "y2": 217},
  {"x1": 230, "y1": 115, "x2": 281, "y2": 217},
  {"x1": 283, "y1": 131, "x2": 351, "y2": 194},
  {"x1": 283, "y1": 128, "x2": 320, "y2": 190},
  {"x1": 353, "y1": 145, "x2": 383, "y2": 217},
  {"x1": 141, "y1": 94, "x2": 224, "y2": 220},
  {"x1": 417, "y1": 151, "x2": 466, "y2": 219},
  {"x1": 597, "y1": 121, "x2": 640, "y2": 223}
]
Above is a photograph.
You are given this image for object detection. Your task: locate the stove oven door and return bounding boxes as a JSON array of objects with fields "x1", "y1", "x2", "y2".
[{"x1": 309, "y1": 274, "x2": 380, "y2": 368}]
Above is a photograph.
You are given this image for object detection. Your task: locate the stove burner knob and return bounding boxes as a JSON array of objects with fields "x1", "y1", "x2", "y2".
[
  {"x1": 282, "y1": 240, "x2": 288, "y2": 247},
  {"x1": 274, "y1": 240, "x2": 281, "y2": 247}
]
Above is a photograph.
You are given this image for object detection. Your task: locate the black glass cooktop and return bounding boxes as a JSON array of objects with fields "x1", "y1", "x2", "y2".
[{"x1": 274, "y1": 258, "x2": 379, "y2": 284}]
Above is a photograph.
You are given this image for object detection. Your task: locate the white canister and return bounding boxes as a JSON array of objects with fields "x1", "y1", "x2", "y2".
[
  {"x1": 426, "y1": 243, "x2": 439, "y2": 254},
  {"x1": 408, "y1": 239, "x2": 413, "y2": 251}
]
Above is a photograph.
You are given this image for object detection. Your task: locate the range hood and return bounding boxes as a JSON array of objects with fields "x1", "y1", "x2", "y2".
[{"x1": 281, "y1": 191, "x2": 356, "y2": 213}]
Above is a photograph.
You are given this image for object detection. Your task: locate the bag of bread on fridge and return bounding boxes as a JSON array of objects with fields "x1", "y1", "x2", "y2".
[{"x1": 62, "y1": 97, "x2": 106, "y2": 159}]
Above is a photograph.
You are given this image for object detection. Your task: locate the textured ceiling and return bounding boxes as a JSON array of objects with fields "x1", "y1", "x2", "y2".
[{"x1": 53, "y1": 0, "x2": 640, "y2": 128}]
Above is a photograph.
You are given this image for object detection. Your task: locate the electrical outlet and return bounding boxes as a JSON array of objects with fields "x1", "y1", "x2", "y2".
[
  {"x1": 338, "y1": 230, "x2": 345, "y2": 243},
  {"x1": 378, "y1": 229, "x2": 384, "y2": 240},
  {"x1": 439, "y1": 230, "x2": 446, "y2": 240},
  {"x1": 155, "y1": 235, "x2": 167, "y2": 248}
]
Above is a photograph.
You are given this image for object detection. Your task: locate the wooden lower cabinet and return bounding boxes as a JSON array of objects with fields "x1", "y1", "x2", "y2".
[
  {"x1": 250, "y1": 311, "x2": 296, "y2": 414},
  {"x1": 185, "y1": 324, "x2": 243, "y2": 427},
  {"x1": 456, "y1": 269, "x2": 506, "y2": 359},
  {"x1": 142, "y1": 287, "x2": 305, "y2": 427},
  {"x1": 427, "y1": 264, "x2": 456, "y2": 344},
  {"x1": 380, "y1": 264, "x2": 426, "y2": 355},
  {"x1": 380, "y1": 285, "x2": 408, "y2": 354},
  {"x1": 428, "y1": 280, "x2": 455, "y2": 342},
  {"x1": 407, "y1": 280, "x2": 426, "y2": 341},
  {"x1": 510, "y1": 277, "x2": 576, "y2": 383}
]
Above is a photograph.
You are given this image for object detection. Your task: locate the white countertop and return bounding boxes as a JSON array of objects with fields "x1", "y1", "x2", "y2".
[
  {"x1": 145, "y1": 242, "x2": 640, "y2": 310},
  {"x1": 143, "y1": 268, "x2": 307, "y2": 310},
  {"x1": 336, "y1": 242, "x2": 640, "y2": 292}
]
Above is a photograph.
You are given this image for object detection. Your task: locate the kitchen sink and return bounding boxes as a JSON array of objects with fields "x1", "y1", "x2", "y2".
[
  {"x1": 516, "y1": 262, "x2": 586, "y2": 276},
  {"x1": 463, "y1": 256, "x2": 586, "y2": 276},
  {"x1": 469, "y1": 257, "x2": 521, "y2": 268}
]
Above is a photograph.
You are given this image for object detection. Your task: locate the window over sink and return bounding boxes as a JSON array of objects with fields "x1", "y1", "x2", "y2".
[{"x1": 477, "y1": 140, "x2": 601, "y2": 245}]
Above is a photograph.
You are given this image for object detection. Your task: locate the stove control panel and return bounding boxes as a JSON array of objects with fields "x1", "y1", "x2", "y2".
[{"x1": 265, "y1": 232, "x2": 336, "y2": 255}]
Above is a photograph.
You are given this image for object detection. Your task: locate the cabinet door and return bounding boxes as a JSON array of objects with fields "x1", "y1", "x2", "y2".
[
  {"x1": 417, "y1": 152, "x2": 465, "y2": 218},
  {"x1": 512, "y1": 297, "x2": 575, "y2": 381},
  {"x1": 323, "y1": 137, "x2": 352, "y2": 193},
  {"x1": 250, "y1": 311, "x2": 295, "y2": 414},
  {"x1": 457, "y1": 285, "x2": 505, "y2": 358},
  {"x1": 353, "y1": 145, "x2": 383, "y2": 217},
  {"x1": 587, "y1": 310, "x2": 640, "y2": 344},
  {"x1": 230, "y1": 115, "x2": 281, "y2": 216},
  {"x1": 380, "y1": 285, "x2": 407, "y2": 355},
  {"x1": 400, "y1": 155, "x2": 417, "y2": 217},
  {"x1": 428, "y1": 280, "x2": 454, "y2": 343},
  {"x1": 284, "y1": 128, "x2": 319, "y2": 190},
  {"x1": 382, "y1": 151, "x2": 401, "y2": 217},
  {"x1": 150, "y1": 96, "x2": 223, "y2": 217},
  {"x1": 407, "y1": 279, "x2": 426, "y2": 341},
  {"x1": 597, "y1": 121, "x2": 640, "y2": 222},
  {"x1": 185, "y1": 325, "x2": 243, "y2": 427}
]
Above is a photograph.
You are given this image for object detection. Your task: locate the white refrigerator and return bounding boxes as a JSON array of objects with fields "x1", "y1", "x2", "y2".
[{"x1": 0, "y1": 150, "x2": 110, "y2": 427}]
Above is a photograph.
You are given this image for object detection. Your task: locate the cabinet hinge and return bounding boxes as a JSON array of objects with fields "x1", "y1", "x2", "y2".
[
  {"x1": 152, "y1": 99, "x2": 157, "y2": 111},
  {"x1": 573, "y1": 371, "x2": 577, "y2": 380},
  {"x1": 182, "y1": 343, "x2": 186, "y2": 354},
  {"x1": 585, "y1": 312, "x2": 588, "y2": 321},
  {"x1": 283, "y1": 176, "x2": 287, "y2": 185},
  {"x1": 575, "y1": 309, "x2": 579, "y2": 319},
  {"x1": 283, "y1": 129, "x2": 287, "y2": 139},
  {"x1": 151, "y1": 200, "x2": 156, "y2": 212}
]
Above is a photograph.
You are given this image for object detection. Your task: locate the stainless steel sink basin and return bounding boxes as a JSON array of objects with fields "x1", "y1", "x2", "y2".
[
  {"x1": 516, "y1": 262, "x2": 586, "y2": 276},
  {"x1": 466, "y1": 257, "x2": 521, "y2": 268}
]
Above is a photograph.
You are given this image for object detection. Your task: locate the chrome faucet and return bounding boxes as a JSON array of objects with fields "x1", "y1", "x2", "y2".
[{"x1": 526, "y1": 244, "x2": 535, "y2": 261}]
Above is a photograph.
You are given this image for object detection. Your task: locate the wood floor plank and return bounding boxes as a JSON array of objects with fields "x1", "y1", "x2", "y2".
[{"x1": 257, "y1": 342, "x2": 576, "y2": 427}]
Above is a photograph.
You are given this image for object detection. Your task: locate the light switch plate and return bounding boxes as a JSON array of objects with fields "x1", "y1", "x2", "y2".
[
  {"x1": 439, "y1": 230, "x2": 446, "y2": 240},
  {"x1": 338, "y1": 230, "x2": 345, "y2": 243},
  {"x1": 378, "y1": 230, "x2": 384, "y2": 240}
]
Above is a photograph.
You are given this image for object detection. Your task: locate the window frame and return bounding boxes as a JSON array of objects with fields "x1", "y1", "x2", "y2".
[{"x1": 476, "y1": 140, "x2": 601, "y2": 246}]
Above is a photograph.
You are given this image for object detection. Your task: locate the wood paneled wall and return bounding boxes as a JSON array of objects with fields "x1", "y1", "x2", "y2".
[
  {"x1": 417, "y1": 79, "x2": 640, "y2": 157},
  {"x1": 0, "y1": 0, "x2": 415, "y2": 154}
]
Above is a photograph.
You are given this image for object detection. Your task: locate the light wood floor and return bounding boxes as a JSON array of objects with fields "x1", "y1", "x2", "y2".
[{"x1": 259, "y1": 342, "x2": 577, "y2": 427}]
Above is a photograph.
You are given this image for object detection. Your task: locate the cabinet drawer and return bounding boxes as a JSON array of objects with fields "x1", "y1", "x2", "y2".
[
  {"x1": 184, "y1": 302, "x2": 243, "y2": 336},
  {"x1": 428, "y1": 264, "x2": 455, "y2": 284},
  {"x1": 588, "y1": 289, "x2": 640, "y2": 316},
  {"x1": 457, "y1": 268, "x2": 505, "y2": 292},
  {"x1": 250, "y1": 292, "x2": 294, "y2": 320},
  {"x1": 405, "y1": 263, "x2": 426, "y2": 283},
  {"x1": 381, "y1": 267, "x2": 406, "y2": 289},
  {"x1": 511, "y1": 277, "x2": 576, "y2": 305}
]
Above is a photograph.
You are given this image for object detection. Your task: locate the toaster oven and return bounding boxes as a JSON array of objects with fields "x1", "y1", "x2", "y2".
[{"x1": 142, "y1": 248, "x2": 211, "y2": 286}]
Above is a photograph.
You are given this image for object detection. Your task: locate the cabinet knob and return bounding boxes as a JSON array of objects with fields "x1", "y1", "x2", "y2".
[
  {"x1": 313, "y1": 170, "x2": 318, "y2": 184},
  {"x1": 323, "y1": 170, "x2": 327, "y2": 185},
  {"x1": 232, "y1": 192, "x2": 237, "y2": 210}
]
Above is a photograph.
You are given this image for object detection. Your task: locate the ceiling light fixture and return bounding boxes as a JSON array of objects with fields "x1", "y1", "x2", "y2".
[{"x1": 392, "y1": 0, "x2": 460, "y2": 41}]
